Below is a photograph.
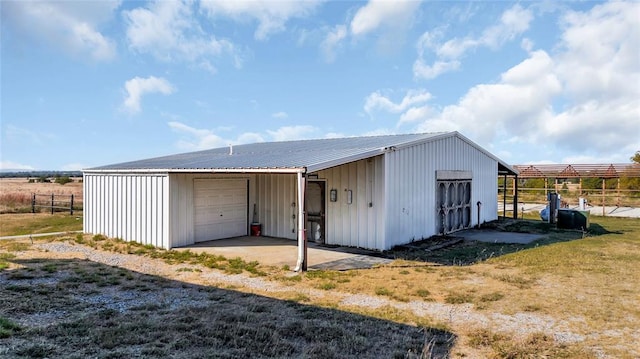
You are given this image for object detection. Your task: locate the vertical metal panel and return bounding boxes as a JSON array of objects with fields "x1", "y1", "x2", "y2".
[
  {"x1": 316, "y1": 155, "x2": 385, "y2": 250},
  {"x1": 254, "y1": 173, "x2": 296, "y2": 239},
  {"x1": 384, "y1": 135, "x2": 499, "y2": 250},
  {"x1": 356, "y1": 160, "x2": 367, "y2": 247},
  {"x1": 169, "y1": 173, "x2": 193, "y2": 248},
  {"x1": 83, "y1": 173, "x2": 169, "y2": 248},
  {"x1": 83, "y1": 174, "x2": 89, "y2": 233}
]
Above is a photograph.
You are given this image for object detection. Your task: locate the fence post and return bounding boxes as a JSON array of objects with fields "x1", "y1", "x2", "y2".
[
  {"x1": 32, "y1": 193, "x2": 35, "y2": 213},
  {"x1": 601, "y1": 178, "x2": 605, "y2": 216},
  {"x1": 70, "y1": 194, "x2": 74, "y2": 215},
  {"x1": 51, "y1": 193, "x2": 54, "y2": 215}
]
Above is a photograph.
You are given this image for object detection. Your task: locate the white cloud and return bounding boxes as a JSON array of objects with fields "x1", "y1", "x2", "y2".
[
  {"x1": 2, "y1": 1, "x2": 118, "y2": 61},
  {"x1": 399, "y1": 106, "x2": 433, "y2": 126},
  {"x1": 200, "y1": 0, "x2": 321, "y2": 40},
  {"x1": 0, "y1": 160, "x2": 35, "y2": 171},
  {"x1": 167, "y1": 123, "x2": 342, "y2": 150},
  {"x1": 271, "y1": 111, "x2": 289, "y2": 119},
  {"x1": 556, "y1": 1, "x2": 640, "y2": 103},
  {"x1": 364, "y1": 89, "x2": 432, "y2": 123},
  {"x1": 168, "y1": 121, "x2": 226, "y2": 150},
  {"x1": 521, "y1": 38, "x2": 534, "y2": 52},
  {"x1": 324, "y1": 132, "x2": 346, "y2": 139},
  {"x1": 440, "y1": 4, "x2": 532, "y2": 58},
  {"x1": 123, "y1": 76, "x2": 175, "y2": 114},
  {"x1": 349, "y1": 0, "x2": 421, "y2": 54},
  {"x1": 124, "y1": 1, "x2": 239, "y2": 71},
  {"x1": 267, "y1": 125, "x2": 318, "y2": 141},
  {"x1": 414, "y1": 4, "x2": 533, "y2": 80},
  {"x1": 236, "y1": 132, "x2": 266, "y2": 144},
  {"x1": 320, "y1": 25, "x2": 347, "y2": 63},
  {"x1": 417, "y1": 50, "x2": 561, "y2": 143},
  {"x1": 168, "y1": 121, "x2": 265, "y2": 151},
  {"x1": 543, "y1": 1, "x2": 640, "y2": 156},
  {"x1": 350, "y1": 0, "x2": 420, "y2": 36},
  {"x1": 413, "y1": 2, "x2": 639, "y2": 162},
  {"x1": 412, "y1": 59, "x2": 460, "y2": 80}
]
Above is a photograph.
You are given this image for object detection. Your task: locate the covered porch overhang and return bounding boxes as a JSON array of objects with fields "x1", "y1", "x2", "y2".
[
  {"x1": 498, "y1": 162, "x2": 520, "y2": 220},
  {"x1": 170, "y1": 167, "x2": 312, "y2": 272}
]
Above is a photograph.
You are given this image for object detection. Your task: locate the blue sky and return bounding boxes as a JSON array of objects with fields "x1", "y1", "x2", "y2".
[{"x1": 1, "y1": 0, "x2": 639, "y2": 171}]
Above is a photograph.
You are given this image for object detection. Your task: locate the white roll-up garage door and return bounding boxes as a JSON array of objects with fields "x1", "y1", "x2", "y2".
[{"x1": 194, "y1": 179, "x2": 248, "y2": 242}]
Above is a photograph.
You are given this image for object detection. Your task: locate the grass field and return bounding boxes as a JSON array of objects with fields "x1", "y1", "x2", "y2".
[
  {"x1": 0, "y1": 177, "x2": 83, "y2": 214},
  {"x1": 0, "y1": 213, "x2": 83, "y2": 237},
  {"x1": 0, "y1": 215, "x2": 638, "y2": 358}
]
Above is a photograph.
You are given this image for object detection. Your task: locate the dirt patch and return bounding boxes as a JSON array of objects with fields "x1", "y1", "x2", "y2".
[
  {"x1": 0, "y1": 239, "x2": 603, "y2": 358},
  {"x1": 0, "y1": 242, "x2": 454, "y2": 358}
]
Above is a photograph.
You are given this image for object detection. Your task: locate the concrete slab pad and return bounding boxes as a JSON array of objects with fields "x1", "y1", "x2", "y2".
[
  {"x1": 457, "y1": 229, "x2": 543, "y2": 244},
  {"x1": 517, "y1": 203, "x2": 640, "y2": 218},
  {"x1": 176, "y1": 236, "x2": 390, "y2": 270},
  {"x1": 310, "y1": 254, "x2": 392, "y2": 270}
]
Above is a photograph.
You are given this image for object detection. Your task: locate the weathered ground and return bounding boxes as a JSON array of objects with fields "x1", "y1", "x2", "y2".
[
  {"x1": 1, "y1": 241, "x2": 454, "y2": 358},
  {"x1": 3, "y1": 222, "x2": 637, "y2": 358}
]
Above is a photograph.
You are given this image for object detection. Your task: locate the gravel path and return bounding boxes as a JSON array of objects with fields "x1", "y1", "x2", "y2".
[{"x1": 33, "y1": 242, "x2": 584, "y2": 344}]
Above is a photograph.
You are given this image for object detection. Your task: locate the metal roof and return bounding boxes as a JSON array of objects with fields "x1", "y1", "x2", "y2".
[{"x1": 86, "y1": 131, "x2": 517, "y2": 175}]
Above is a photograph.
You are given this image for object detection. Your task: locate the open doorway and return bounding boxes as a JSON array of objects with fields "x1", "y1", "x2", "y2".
[{"x1": 306, "y1": 180, "x2": 326, "y2": 244}]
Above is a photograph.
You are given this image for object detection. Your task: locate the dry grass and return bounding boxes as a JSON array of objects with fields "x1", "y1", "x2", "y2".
[
  {"x1": 0, "y1": 255, "x2": 453, "y2": 358},
  {"x1": 1, "y1": 216, "x2": 638, "y2": 358},
  {"x1": 268, "y1": 216, "x2": 639, "y2": 358},
  {"x1": 465, "y1": 329, "x2": 596, "y2": 358},
  {"x1": 0, "y1": 213, "x2": 83, "y2": 237},
  {"x1": 0, "y1": 178, "x2": 83, "y2": 213}
]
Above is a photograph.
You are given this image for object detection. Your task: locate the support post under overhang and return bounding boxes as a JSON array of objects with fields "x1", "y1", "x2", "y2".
[
  {"x1": 294, "y1": 170, "x2": 307, "y2": 272},
  {"x1": 513, "y1": 175, "x2": 519, "y2": 219}
]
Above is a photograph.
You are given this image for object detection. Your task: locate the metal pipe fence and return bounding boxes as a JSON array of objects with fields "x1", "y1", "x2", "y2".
[
  {"x1": 32, "y1": 193, "x2": 75, "y2": 215},
  {"x1": 498, "y1": 187, "x2": 640, "y2": 218}
]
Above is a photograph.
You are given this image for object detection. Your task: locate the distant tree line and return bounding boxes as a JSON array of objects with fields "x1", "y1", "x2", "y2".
[
  {"x1": 26, "y1": 174, "x2": 77, "y2": 185},
  {"x1": 0, "y1": 171, "x2": 82, "y2": 178}
]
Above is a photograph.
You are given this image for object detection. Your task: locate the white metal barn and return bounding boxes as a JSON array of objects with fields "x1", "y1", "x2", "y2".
[{"x1": 83, "y1": 132, "x2": 517, "y2": 269}]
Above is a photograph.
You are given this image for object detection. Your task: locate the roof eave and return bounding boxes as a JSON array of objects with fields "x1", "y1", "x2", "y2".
[{"x1": 83, "y1": 167, "x2": 306, "y2": 174}]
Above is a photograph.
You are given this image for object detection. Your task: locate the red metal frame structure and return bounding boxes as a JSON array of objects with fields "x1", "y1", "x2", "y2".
[
  {"x1": 512, "y1": 163, "x2": 640, "y2": 216},
  {"x1": 514, "y1": 163, "x2": 640, "y2": 179}
]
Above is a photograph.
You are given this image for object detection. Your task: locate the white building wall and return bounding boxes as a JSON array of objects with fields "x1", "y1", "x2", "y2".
[
  {"x1": 316, "y1": 156, "x2": 386, "y2": 250},
  {"x1": 84, "y1": 135, "x2": 501, "y2": 252},
  {"x1": 254, "y1": 173, "x2": 298, "y2": 240},
  {"x1": 83, "y1": 173, "x2": 170, "y2": 248},
  {"x1": 383, "y1": 135, "x2": 498, "y2": 250}
]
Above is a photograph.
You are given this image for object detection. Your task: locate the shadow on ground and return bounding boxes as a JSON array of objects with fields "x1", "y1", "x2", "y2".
[
  {"x1": 0, "y1": 258, "x2": 455, "y2": 359},
  {"x1": 387, "y1": 219, "x2": 619, "y2": 266}
]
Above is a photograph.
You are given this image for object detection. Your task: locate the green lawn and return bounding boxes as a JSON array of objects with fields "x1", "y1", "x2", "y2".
[{"x1": 0, "y1": 213, "x2": 83, "y2": 237}]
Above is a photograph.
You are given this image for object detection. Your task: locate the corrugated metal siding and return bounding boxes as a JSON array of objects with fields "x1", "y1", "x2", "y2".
[
  {"x1": 254, "y1": 173, "x2": 297, "y2": 239},
  {"x1": 168, "y1": 173, "x2": 194, "y2": 247},
  {"x1": 317, "y1": 156, "x2": 385, "y2": 250},
  {"x1": 83, "y1": 173, "x2": 169, "y2": 248},
  {"x1": 384, "y1": 136, "x2": 498, "y2": 250}
]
